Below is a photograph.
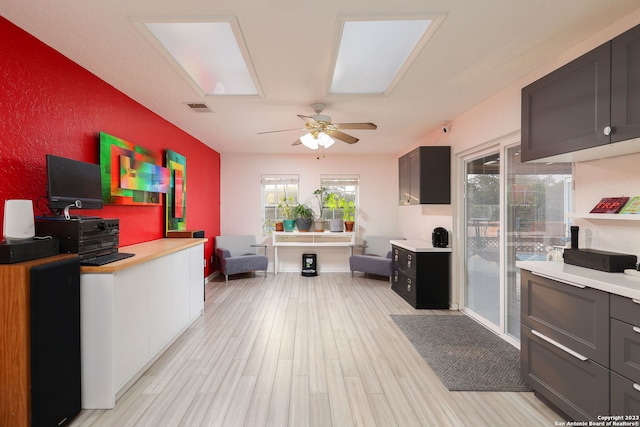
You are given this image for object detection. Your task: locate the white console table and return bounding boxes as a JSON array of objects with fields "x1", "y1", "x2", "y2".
[
  {"x1": 79, "y1": 238, "x2": 206, "y2": 409},
  {"x1": 272, "y1": 231, "x2": 355, "y2": 274}
]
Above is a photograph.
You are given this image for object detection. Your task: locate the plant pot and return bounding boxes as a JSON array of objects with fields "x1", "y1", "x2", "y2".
[
  {"x1": 329, "y1": 218, "x2": 343, "y2": 232},
  {"x1": 344, "y1": 221, "x2": 355, "y2": 232},
  {"x1": 295, "y1": 217, "x2": 313, "y2": 232},
  {"x1": 283, "y1": 219, "x2": 296, "y2": 232},
  {"x1": 275, "y1": 221, "x2": 284, "y2": 232},
  {"x1": 314, "y1": 220, "x2": 325, "y2": 232}
]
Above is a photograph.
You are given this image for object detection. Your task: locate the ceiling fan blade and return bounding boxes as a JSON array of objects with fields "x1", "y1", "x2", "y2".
[
  {"x1": 326, "y1": 130, "x2": 359, "y2": 144},
  {"x1": 257, "y1": 128, "x2": 304, "y2": 135},
  {"x1": 297, "y1": 114, "x2": 320, "y2": 127},
  {"x1": 292, "y1": 139, "x2": 302, "y2": 146},
  {"x1": 333, "y1": 122, "x2": 377, "y2": 130}
]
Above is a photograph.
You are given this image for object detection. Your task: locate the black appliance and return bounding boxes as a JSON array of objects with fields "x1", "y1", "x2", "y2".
[
  {"x1": 432, "y1": 227, "x2": 448, "y2": 248},
  {"x1": 302, "y1": 253, "x2": 317, "y2": 276}
]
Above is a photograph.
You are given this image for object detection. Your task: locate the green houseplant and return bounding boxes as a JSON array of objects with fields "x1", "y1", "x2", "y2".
[
  {"x1": 312, "y1": 187, "x2": 330, "y2": 231},
  {"x1": 293, "y1": 203, "x2": 314, "y2": 232},
  {"x1": 325, "y1": 193, "x2": 343, "y2": 232},
  {"x1": 277, "y1": 196, "x2": 296, "y2": 232},
  {"x1": 339, "y1": 198, "x2": 356, "y2": 232}
]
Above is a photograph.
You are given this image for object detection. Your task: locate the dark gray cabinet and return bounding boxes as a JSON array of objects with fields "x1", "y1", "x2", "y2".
[
  {"x1": 398, "y1": 146, "x2": 450, "y2": 205},
  {"x1": 521, "y1": 23, "x2": 640, "y2": 162},
  {"x1": 391, "y1": 245, "x2": 449, "y2": 309},
  {"x1": 520, "y1": 270, "x2": 610, "y2": 421},
  {"x1": 611, "y1": 24, "x2": 640, "y2": 143},
  {"x1": 610, "y1": 294, "x2": 640, "y2": 415}
]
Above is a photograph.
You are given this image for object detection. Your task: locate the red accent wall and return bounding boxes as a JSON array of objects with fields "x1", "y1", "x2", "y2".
[{"x1": 0, "y1": 17, "x2": 220, "y2": 276}]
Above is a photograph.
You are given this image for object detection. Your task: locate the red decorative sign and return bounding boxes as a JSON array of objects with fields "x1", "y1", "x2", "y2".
[{"x1": 590, "y1": 197, "x2": 630, "y2": 213}]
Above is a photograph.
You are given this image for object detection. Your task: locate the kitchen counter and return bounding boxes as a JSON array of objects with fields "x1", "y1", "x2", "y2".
[
  {"x1": 390, "y1": 239, "x2": 452, "y2": 253},
  {"x1": 516, "y1": 260, "x2": 640, "y2": 300}
]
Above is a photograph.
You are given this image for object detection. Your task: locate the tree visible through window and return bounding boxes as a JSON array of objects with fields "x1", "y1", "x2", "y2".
[{"x1": 320, "y1": 175, "x2": 359, "y2": 222}]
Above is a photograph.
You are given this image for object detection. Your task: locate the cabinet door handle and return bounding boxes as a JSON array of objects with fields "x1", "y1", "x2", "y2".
[
  {"x1": 531, "y1": 329, "x2": 588, "y2": 362},
  {"x1": 633, "y1": 326, "x2": 640, "y2": 334},
  {"x1": 531, "y1": 271, "x2": 586, "y2": 288},
  {"x1": 634, "y1": 384, "x2": 640, "y2": 393},
  {"x1": 603, "y1": 126, "x2": 612, "y2": 136}
]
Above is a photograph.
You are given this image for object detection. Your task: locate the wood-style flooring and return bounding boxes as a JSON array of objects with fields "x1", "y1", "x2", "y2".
[{"x1": 70, "y1": 272, "x2": 560, "y2": 426}]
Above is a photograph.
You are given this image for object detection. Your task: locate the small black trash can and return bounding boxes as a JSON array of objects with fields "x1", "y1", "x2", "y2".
[{"x1": 302, "y1": 253, "x2": 317, "y2": 276}]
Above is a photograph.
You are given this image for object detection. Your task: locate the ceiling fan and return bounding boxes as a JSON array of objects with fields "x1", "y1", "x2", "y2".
[{"x1": 258, "y1": 103, "x2": 377, "y2": 148}]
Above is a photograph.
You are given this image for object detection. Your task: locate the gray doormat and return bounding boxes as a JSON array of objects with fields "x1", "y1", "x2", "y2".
[{"x1": 391, "y1": 314, "x2": 533, "y2": 392}]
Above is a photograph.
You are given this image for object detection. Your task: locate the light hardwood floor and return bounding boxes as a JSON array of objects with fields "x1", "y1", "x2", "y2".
[{"x1": 70, "y1": 272, "x2": 560, "y2": 426}]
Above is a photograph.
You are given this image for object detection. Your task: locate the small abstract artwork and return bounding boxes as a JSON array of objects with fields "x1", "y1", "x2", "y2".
[
  {"x1": 119, "y1": 155, "x2": 170, "y2": 193},
  {"x1": 99, "y1": 132, "x2": 169, "y2": 206},
  {"x1": 166, "y1": 149, "x2": 187, "y2": 232}
]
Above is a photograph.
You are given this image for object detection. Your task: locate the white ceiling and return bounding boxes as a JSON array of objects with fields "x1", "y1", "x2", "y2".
[{"x1": 3, "y1": 0, "x2": 640, "y2": 155}]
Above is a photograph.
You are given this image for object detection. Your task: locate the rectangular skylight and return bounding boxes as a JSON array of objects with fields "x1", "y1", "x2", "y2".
[
  {"x1": 330, "y1": 17, "x2": 444, "y2": 95},
  {"x1": 143, "y1": 19, "x2": 260, "y2": 96}
]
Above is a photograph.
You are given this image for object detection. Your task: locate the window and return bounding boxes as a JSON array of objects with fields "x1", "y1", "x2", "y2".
[
  {"x1": 261, "y1": 175, "x2": 298, "y2": 235},
  {"x1": 320, "y1": 175, "x2": 359, "y2": 221}
]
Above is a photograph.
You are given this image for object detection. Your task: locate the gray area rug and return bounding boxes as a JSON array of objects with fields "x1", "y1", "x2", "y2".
[{"x1": 391, "y1": 314, "x2": 533, "y2": 392}]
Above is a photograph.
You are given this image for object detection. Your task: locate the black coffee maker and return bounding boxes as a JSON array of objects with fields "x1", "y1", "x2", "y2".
[{"x1": 432, "y1": 227, "x2": 449, "y2": 248}]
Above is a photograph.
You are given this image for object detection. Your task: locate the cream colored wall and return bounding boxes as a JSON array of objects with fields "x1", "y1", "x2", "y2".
[{"x1": 220, "y1": 152, "x2": 398, "y2": 272}]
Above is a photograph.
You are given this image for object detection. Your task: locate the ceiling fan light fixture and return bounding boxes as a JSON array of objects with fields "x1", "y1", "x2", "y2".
[
  {"x1": 300, "y1": 132, "x2": 335, "y2": 150},
  {"x1": 318, "y1": 132, "x2": 335, "y2": 148}
]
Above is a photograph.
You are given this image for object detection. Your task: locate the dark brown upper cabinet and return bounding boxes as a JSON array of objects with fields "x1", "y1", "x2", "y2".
[
  {"x1": 399, "y1": 146, "x2": 451, "y2": 205},
  {"x1": 521, "y1": 24, "x2": 640, "y2": 163}
]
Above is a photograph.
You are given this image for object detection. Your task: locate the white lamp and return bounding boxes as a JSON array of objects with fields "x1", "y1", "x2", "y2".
[{"x1": 300, "y1": 132, "x2": 335, "y2": 150}]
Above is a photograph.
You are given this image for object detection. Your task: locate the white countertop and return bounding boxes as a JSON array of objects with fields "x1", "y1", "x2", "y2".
[
  {"x1": 390, "y1": 239, "x2": 452, "y2": 253},
  {"x1": 517, "y1": 260, "x2": 640, "y2": 300}
]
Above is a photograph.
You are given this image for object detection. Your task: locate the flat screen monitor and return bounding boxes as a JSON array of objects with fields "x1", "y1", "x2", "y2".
[{"x1": 46, "y1": 154, "x2": 104, "y2": 212}]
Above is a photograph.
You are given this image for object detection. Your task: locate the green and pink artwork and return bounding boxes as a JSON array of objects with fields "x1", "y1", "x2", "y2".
[
  {"x1": 99, "y1": 132, "x2": 169, "y2": 206},
  {"x1": 165, "y1": 149, "x2": 187, "y2": 232}
]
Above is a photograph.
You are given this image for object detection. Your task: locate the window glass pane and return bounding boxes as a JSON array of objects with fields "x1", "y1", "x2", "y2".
[
  {"x1": 320, "y1": 175, "x2": 359, "y2": 221},
  {"x1": 262, "y1": 175, "x2": 298, "y2": 235}
]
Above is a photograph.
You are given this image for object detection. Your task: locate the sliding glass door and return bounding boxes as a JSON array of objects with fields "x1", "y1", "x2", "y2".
[
  {"x1": 462, "y1": 141, "x2": 572, "y2": 341},
  {"x1": 464, "y1": 151, "x2": 501, "y2": 327}
]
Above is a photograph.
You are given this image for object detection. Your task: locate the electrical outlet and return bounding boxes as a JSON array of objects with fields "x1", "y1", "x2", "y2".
[{"x1": 584, "y1": 228, "x2": 593, "y2": 248}]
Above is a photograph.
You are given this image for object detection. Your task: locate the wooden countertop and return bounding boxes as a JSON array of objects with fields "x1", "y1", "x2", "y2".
[{"x1": 80, "y1": 238, "x2": 208, "y2": 273}]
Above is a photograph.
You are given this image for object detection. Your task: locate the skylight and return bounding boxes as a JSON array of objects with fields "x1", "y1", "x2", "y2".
[
  {"x1": 143, "y1": 19, "x2": 260, "y2": 96},
  {"x1": 330, "y1": 17, "x2": 444, "y2": 95}
]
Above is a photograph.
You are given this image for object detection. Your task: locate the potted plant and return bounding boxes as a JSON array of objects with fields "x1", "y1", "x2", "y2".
[
  {"x1": 325, "y1": 192, "x2": 343, "y2": 232},
  {"x1": 278, "y1": 196, "x2": 296, "y2": 232},
  {"x1": 313, "y1": 187, "x2": 330, "y2": 231},
  {"x1": 340, "y1": 198, "x2": 356, "y2": 232},
  {"x1": 293, "y1": 203, "x2": 314, "y2": 232}
]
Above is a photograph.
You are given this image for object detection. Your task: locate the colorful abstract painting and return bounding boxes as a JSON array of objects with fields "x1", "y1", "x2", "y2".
[
  {"x1": 165, "y1": 149, "x2": 187, "y2": 232},
  {"x1": 99, "y1": 132, "x2": 168, "y2": 206}
]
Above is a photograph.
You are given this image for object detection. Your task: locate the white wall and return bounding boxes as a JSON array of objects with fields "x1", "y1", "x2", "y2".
[
  {"x1": 220, "y1": 152, "x2": 398, "y2": 272},
  {"x1": 573, "y1": 153, "x2": 640, "y2": 258}
]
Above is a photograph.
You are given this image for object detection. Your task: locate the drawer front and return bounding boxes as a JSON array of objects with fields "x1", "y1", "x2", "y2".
[
  {"x1": 611, "y1": 293, "x2": 640, "y2": 325},
  {"x1": 392, "y1": 246, "x2": 416, "y2": 276},
  {"x1": 521, "y1": 270, "x2": 609, "y2": 366},
  {"x1": 521, "y1": 325, "x2": 610, "y2": 421},
  {"x1": 611, "y1": 318, "x2": 640, "y2": 383},
  {"x1": 391, "y1": 269, "x2": 416, "y2": 308},
  {"x1": 611, "y1": 371, "x2": 640, "y2": 417}
]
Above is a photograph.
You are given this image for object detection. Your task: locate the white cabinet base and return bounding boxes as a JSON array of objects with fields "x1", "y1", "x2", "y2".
[{"x1": 80, "y1": 240, "x2": 205, "y2": 409}]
